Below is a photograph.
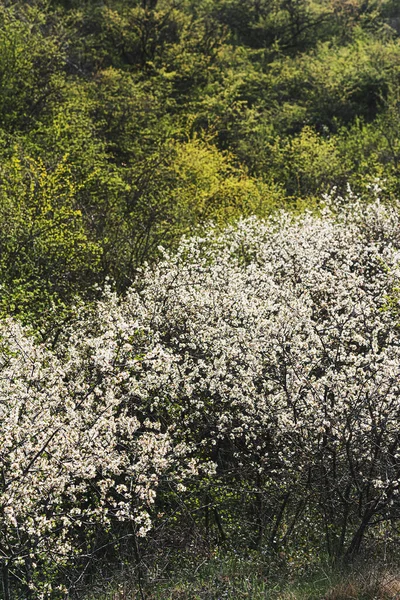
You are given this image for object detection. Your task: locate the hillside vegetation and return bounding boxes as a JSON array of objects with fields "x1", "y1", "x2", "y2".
[
  {"x1": 0, "y1": 0, "x2": 398, "y2": 330},
  {"x1": 1, "y1": 0, "x2": 400, "y2": 598}
]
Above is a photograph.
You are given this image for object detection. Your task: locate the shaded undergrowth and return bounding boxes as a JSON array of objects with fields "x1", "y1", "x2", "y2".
[{"x1": 88, "y1": 552, "x2": 400, "y2": 600}]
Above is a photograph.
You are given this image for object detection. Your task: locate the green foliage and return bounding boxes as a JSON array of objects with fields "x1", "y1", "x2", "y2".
[
  {"x1": 0, "y1": 151, "x2": 102, "y2": 326},
  {"x1": 0, "y1": 0, "x2": 397, "y2": 327},
  {"x1": 0, "y1": 3, "x2": 65, "y2": 132}
]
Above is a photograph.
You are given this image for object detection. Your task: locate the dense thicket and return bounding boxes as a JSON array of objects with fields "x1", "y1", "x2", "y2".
[
  {"x1": 0, "y1": 0, "x2": 399, "y2": 331},
  {"x1": 1, "y1": 1, "x2": 400, "y2": 597},
  {"x1": 2, "y1": 198, "x2": 400, "y2": 598}
]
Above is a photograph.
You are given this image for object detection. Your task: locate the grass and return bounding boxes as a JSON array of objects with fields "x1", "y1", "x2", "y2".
[{"x1": 87, "y1": 552, "x2": 400, "y2": 600}]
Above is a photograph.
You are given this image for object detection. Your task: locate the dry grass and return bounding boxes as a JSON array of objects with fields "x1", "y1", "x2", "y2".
[
  {"x1": 324, "y1": 571, "x2": 400, "y2": 600},
  {"x1": 377, "y1": 573, "x2": 400, "y2": 599},
  {"x1": 324, "y1": 582, "x2": 359, "y2": 600}
]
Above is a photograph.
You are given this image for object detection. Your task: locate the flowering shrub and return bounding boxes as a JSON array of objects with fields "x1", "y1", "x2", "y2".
[
  {"x1": 2, "y1": 196, "x2": 400, "y2": 596},
  {"x1": 109, "y1": 196, "x2": 400, "y2": 557},
  {"x1": 0, "y1": 319, "x2": 173, "y2": 598}
]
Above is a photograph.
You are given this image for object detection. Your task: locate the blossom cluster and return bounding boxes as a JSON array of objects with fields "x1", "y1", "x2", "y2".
[
  {"x1": 0, "y1": 318, "x2": 172, "y2": 596},
  {"x1": 2, "y1": 197, "x2": 400, "y2": 595}
]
